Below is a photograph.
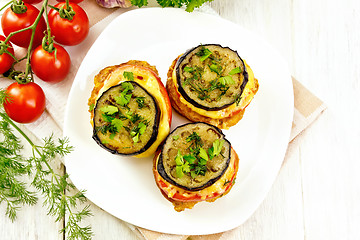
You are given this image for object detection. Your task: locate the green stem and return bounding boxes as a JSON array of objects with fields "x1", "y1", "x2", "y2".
[
  {"x1": 23, "y1": 0, "x2": 49, "y2": 78},
  {"x1": 2, "y1": 0, "x2": 49, "y2": 83},
  {"x1": 0, "y1": 1, "x2": 13, "y2": 12}
]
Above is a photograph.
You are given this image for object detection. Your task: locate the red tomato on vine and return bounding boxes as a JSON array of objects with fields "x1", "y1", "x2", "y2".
[
  {"x1": 3, "y1": 82, "x2": 46, "y2": 123},
  {"x1": 0, "y1": 35, "x2": 14, "y2": 74},
  {"x1": 1, "y1": 3, "x2": 46, "y2": 48},
  {"x1": 31, "y1": 43, "x2": 71, "y2": 83},
  {"x1": 48, "y1": 3, "x2": 89, "y2": 46}
]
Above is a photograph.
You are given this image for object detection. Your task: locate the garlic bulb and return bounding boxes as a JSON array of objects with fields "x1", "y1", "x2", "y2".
[{"x1": 95, "y1": 0, "x2": 132, "y2": 8}]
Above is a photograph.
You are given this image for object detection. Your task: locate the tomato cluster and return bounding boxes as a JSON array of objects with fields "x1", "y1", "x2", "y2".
[{"x1": 0, "y1": 0, "x2": 88, "y2": 123}]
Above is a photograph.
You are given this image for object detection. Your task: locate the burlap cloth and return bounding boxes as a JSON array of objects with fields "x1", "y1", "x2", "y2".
[{"x1": 0, "y1": 0, "x2": 326, "y2": 239}]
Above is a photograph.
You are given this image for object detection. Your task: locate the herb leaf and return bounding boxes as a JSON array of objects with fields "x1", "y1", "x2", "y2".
[
  {"x1": 123, "y1": 71, "x2": 135, "y2": 81},
  {"x1": 136, "y1": 97, "x2": 145, "y2": 108},
  {"x1": 196, "y1": 47, "x2": 213, "y2": 62},
  {"x1": 111, "y1": 118, "x2": 123, "y2": 132},
  {"x1": 198, "y1": 147, "x2": 209, "y2": 162},
  {"x1": 100, "y1": 105, "x2": 118, "y2": 115},
  {"x1": 208, "y1": 139, "x2": 225, "y2": 160},
  {"x1": 175, "y1": 150, "x2": 191, "y2": 178},
  {"x1": 130, "y1": 121, "x2": 147, "y2": 143},
  {"x1": 219, "y1": 75, "x2": 235, "y2": 86},
  {"x1": 229, "y1": 67, "x2": 242, "y2": 75},
  {"x1": 209, "y1": 63, "x2": 222, "y2": 75}
]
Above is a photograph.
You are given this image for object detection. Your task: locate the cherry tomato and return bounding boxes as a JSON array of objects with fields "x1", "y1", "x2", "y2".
[
  {"x1": 48, "y1": 3, "x2": 89, "y2": 46},
  {"x1": 3, "y1": 82, "x2": 46, "y2": 123},
  {"x1": 0, "y1": 35, "x2": 14, "y2": 74},
  {"x1": 1, "y1": 3, "x2": 46, "y2": 48},
  {"x1": 56, "y1": 0, "x2": 84, "y2": 3},
  {"x1": 31, "y1": 43, "x2": 71, "y2": 83}
]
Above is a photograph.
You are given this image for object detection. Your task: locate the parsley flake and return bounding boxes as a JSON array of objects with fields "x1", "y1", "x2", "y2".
[
  {"x1": 229, "y1": 67, "x2": 242, "y2": 75},
  {"x1": 123, "y1": 71, "x2": 134, "y2": 81},
  {"x1": 208, "y1": 139, "x2": 225, "y2": 160},
  {"x1": 111, "y1": 118, "x2": 123, "y2": 132},
  {"x1": 175, "y1": 150, "x2": 191, "y2": 178},
  {"x1": 196, "y1": 47, "x2": 212, "y2": 62},
  {"x1": 136, "y1": 97, "x2": 145, "y2": 108},
  {"x1": 100, "y1": 105, "x2": 118, "y2": 115},
  {"x1": 219, "y1": 75, "x2": 235, "y2": 86},
  {"x1": 130, "y1": 121, "x2": 147, "y2": 143}
]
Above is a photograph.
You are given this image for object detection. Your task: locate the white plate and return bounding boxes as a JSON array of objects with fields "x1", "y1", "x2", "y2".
[{"x1": 64, "y1": 8, "x2": 293, "y2": 235}]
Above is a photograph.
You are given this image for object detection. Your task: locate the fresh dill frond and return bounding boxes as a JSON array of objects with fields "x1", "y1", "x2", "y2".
[{"x1": 0, "y1": 88, "x2": 93, "y2": 239}]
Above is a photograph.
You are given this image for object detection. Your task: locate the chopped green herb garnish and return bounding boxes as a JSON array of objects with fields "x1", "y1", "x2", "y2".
[
  {"x1": 193, "y1": 164, "x2": 207, "y2": 176},
  {"x1": 123, "y1": 71, "x2": 134, "y2": 81},
  {"x1": 186, "y1": 132, "x2": 202, "y2": 144},
  {"x1": 209, "y1": 63, "x2": 222, "y2": 75},
  {"x1": 115, "y1": 92, "x2": 132, "y2": 107},
  {"x1": 223, "y1": 179, "x2": 231, "y2": 186},
  {"x1": 109, "y1": 133, "x2": 116, "y2": 140},
  {"x1": 127, "y1": 112, "x2": 143, "y2": 123},
  {"x1": 130, "y1": 121, "x2": 147, "y2": 143},
  {"x1": 89, "y1": 103, "x2": 95, "y2": 111},
  {"x1": 196, "y1": 47, "x2": 212, "y2": 62},
  {"x1": 229, "y1": 67, "x2": 242, "y2": 75},
  {"x1": 175, "y1": 150, "x2": 191, "y2": 178},
  {"x1": 172, "y1": 135, "x2": 180, "y2": 141},
  {"x1": 234, "y1": 93, "x2": 242, "y2": 106},
  {"x1": 175, "y1": 150, "x2": 184, "y2": 166},
  {"x1": 184, "y1": 66, "x2": 194, "y2": 73},
  {"x1": 101, "y1": 113, "x2": 114, "y2": 123},
  {"x1": 219, "y1": 75, "x2": 235, "y2": 86},
  {"x1": 198, "y1": 147, "x2": 209, "y2": 162},
  {"x1": 208, "y1": 139, "x2": 225, "y2": 160},
  {"x1": 111, "y1": 118, "x2": 123, "y2": 132},
  {"x1": 183, "y1": 154, "x2": 196, "y2": 164},
  {"x1": 136, "y1": 97, "x2": 145, "y2": 108},
  {"x1": 115, "y1": 82, "x2": 134, "y2": 107},
  {"x1": 100, "y1": 105, "x2": 118, "y2": 115},
  {"x1": 122, "y1": 81, "x2": 134, "y2": 90}
]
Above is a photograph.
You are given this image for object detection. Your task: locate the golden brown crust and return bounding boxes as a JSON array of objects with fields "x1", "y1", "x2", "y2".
[
  {"x1": 153, "y1": 147, "x2": 239, "y2": 212},
  {"x1": 166, "y1": 57, "x2": 247, "y2": 129}
]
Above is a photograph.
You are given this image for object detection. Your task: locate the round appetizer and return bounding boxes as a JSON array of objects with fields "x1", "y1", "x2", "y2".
[
  {"x1": 88, "y1": 60, "x2": 172, "y2": 158},
  {"x1": 167, "y1": 44, "x2": 259, "y2": 129},
  {"x1": 153, "y1": 122, "x2": 239, "y2": 212}
]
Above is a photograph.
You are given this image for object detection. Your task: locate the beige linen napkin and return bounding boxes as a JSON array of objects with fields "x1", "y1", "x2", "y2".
[{"x1": 0, "y1": 1, "x2": 326, "y2": 239}]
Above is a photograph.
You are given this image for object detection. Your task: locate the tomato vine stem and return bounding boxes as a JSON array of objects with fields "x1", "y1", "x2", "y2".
[{"x1": 2, "y1": 0, "x2": 49, "y2": 84}]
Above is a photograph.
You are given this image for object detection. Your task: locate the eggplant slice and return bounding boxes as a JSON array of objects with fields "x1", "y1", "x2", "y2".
[
  {"x1": 93, "y1": 81, "x2": 160, "y2": 156},
  {"x1": 176, "y1": 44, "x2": 249, "y2": 111},
  {"x1": 157, "y1": 122, "x2": 231, "y2": 191}
]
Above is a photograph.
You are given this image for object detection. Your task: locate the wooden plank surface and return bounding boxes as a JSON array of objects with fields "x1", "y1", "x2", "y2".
[{"x1": 1, "y1": 0, "x2": 360, "y2": 239}]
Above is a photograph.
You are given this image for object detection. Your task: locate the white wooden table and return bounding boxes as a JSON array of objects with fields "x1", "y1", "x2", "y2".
[{"x1": 1, "y1": 0, "x2": 360, "y2": 239}]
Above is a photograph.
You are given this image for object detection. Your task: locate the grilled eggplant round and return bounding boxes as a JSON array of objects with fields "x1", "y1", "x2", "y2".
[
  {"x1": 88, "y1": 60, "x2": 172, "y2": 158},
  {"x1": 153, "y1": 122, "x2": 239, "y2": 212},
  {"x1": 176, "y1": 44, "x2": 248, "y2": 111},
  {"x1": 93, "y1": 81, "x2": 160, "y2": 156},
  {"x1": 167, "y1": 44, "x2": 259, "y2": 129}
]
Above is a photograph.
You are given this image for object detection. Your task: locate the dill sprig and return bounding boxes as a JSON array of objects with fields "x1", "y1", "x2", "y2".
[{"x1": 0, "y1": 89, "x2": 93, "y2": 239}]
